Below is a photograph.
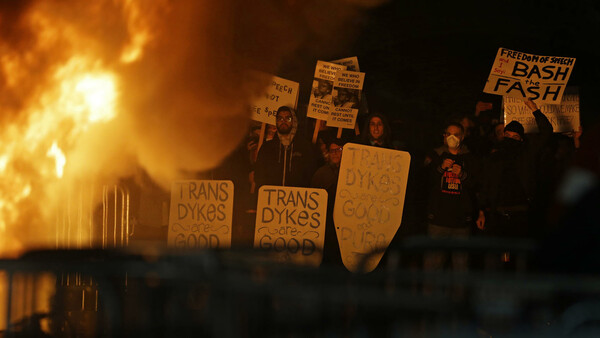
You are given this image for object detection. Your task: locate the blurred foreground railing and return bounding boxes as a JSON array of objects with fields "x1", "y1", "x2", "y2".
[{"x1": 0, "y1": 237, "x2": 599, "y2": 337}]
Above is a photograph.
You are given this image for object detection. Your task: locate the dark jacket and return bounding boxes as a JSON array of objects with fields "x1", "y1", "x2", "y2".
[
  {"x1": 480, "y1": 109, "x2": 553, "y2": 210},
  {"x1": 427, "y1": 145, "x2": 481, "y2": 228},
  {"x1": 254, "y1": 134, "x2": 318, "y2": 188}
]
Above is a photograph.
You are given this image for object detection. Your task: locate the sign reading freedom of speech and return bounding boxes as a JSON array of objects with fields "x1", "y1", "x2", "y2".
[
  {"x1": 254, "y1": 186, "x2": 328, "y2": 266},
  {"x1": 334, "y1": 143, "x2": 411, "y2": 273},
  {"x1": 250, "y1": 73, "x2": 299, "y2": 125},
  {"x1": 307, "y1": 61, "x2": 347, "y2": 120},
  {"x1": 483, "y1": 47, "x2": 575, "y2": 104},
  {"x1": 503, "y1": 92, "x2": 580, "y2": 133},
  {"x1": 327, "y1": 70, "x2": 365, "y2": 129},
  {"x1": 168, "y1": 180, "x2": 233, "y2": 249}
]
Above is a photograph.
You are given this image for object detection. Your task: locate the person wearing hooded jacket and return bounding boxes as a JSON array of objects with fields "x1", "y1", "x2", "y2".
[
  {"x1": 254, "y1": 106, "x2": 318, "y2": 189},
  {"x1": 479, "y1": 98, "x2": 553, "y2": 240},
  {"x1": 423, "y1": 122, "x2": 485, "y2": 274}
]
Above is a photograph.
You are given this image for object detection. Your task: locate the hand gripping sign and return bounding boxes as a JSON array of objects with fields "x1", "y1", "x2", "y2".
[
  {"x1": 334, "y1": 143, "x2": 411, "y2": 273},
  {"x1": 168, "y1": 180, "x2": 234, "y2": 250},
  {"x1": 503, "y1": 89, "x2": 580, "y2": 133},
  {"x1": 254, "y1": 186, "x2": 328, "y2": 267}
]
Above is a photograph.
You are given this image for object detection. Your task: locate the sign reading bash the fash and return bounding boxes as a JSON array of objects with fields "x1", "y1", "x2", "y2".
[
  {"x1": 503, "y1": 91, "x2": 580, "y2": 133},
  {"x1": 307, "y1": 61, "x2": 347, "y2": 120},
  {"x1": 168, "y1": 180, "x2": 233, "y2": 249},
  {"x1": 327, "y1": 70, "x2": 365, "y2": 129},
  {"x1": 254, "y1": 186, "x2": 327, "y2": 266},
  {"x1": 484, "y1": 47, "x2": 575, "y2": 104},
  {"x1": 250, "y1": 73, "x2": 299, "y2": 125},
  {"x1": 334, "y1": 143, "x2": 410, "y2": 273}
]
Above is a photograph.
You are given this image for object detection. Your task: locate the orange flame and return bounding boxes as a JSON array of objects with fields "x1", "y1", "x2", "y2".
[{"x1": 0, "y1": 0, "x2": 157, "y2": 257}]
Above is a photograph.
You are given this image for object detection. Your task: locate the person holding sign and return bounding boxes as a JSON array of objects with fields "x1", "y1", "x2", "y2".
[
  {"x1": 423, "y1": 122, "x2": 484, "y2": 276},
  {"x1": 311, "y1": 138, "x2": 346, "y2": 266},
  {"x1": 254, "y1": 106, "x2": 318, "y2": 189},
  {"x1": 479, "y1": 98, "x2": 553, "y2": 267}
]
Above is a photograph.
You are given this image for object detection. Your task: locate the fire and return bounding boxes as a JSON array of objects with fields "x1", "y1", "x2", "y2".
[
  {"x1": 0, "y1": 0, "x2": 137, "y2": 257},
  {"x1": 75, "y1": 75, "x2": 118, "y2": 123},
  {"x1": 46, "y1": 142, "x2": 66, "y2": 178}
]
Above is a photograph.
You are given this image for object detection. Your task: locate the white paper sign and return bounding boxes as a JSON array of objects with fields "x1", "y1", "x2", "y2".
[
  {"x1": 250, "y1": 73, "x2": 299, "y2": 124},
  {"x1": 168, "y1": 180, "x2": 233, "y2": 249},
  {"x1": 254, "y1": 186, "x2": 328, "y2": 266},
  {"x1": 334, "y1": 143, "x2": 411, "y2": 273},
  {"x1": 483, "y1": 47, "x2": 575, "y2": 104},
  {"x1": 307, "y1": 61, "x2": 347, "y2": 120},
  {"x1": 327, "y1": 70, "x2": 365, "y2": 129}
]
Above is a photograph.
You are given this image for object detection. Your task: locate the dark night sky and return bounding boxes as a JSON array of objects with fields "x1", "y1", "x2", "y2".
[{"x1": 292, "y1": 0, "x2": 600, "y2": 153}]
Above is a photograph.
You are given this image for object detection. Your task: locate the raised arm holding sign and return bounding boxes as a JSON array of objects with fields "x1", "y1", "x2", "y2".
[{"x1": 503, "y1": 88, "x2": 580, "y2": 134}]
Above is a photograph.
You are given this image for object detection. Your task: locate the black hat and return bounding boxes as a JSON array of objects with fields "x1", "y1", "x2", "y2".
[{"x1": 504, "y1": 120, "x2": 524, "y2": 139}]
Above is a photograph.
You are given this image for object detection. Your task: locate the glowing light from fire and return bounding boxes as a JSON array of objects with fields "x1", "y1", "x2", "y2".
[
  {"x1": 119, "y1": 0, "x2": 169, "y2": 63},
  {"x1": 75, "y1": 75, "x2": 118, "y2": 123},
  {"x1": 0, "y1": 155, "x2": 8, "y2": 173},
  {"x1": 0, "y1": 56, "x2": 119, "y2": 255},
  {"x1": 47, "y1": 142, "x2": 66, "y2": 178}
]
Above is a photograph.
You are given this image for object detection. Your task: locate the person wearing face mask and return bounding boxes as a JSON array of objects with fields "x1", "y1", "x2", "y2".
[
  {"x1": 423, "y1": 122, "x2": 484, "y2": 278},
  {"x1": 478, "y1": 98, "x2": 553, "y2": 269}
]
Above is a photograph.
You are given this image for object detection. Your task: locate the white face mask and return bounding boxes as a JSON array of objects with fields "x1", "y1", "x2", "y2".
[{"x1": 446, "y1": 134, "x2": 461, "y2": 149}]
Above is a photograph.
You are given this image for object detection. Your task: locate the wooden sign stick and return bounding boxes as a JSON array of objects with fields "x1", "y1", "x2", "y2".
[
  {"x1": 257, "y1": 122, "x2": 266, "y2": 152},
  {"x1": 337, "y1": 127, "x2": 343, "y2": 138},
  {"x1": 312, "y1": 119, "x2": 321, "y2": 144}
]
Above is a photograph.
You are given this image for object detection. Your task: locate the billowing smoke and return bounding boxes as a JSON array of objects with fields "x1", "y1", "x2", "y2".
[{"x1": 0, "y1": 0, "x2": 385, "y2": 256}]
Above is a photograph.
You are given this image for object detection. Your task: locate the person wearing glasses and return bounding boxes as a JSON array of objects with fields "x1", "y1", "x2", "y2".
[{"x1": 254, "y1": 106, "x2": 318, "y2": 188}]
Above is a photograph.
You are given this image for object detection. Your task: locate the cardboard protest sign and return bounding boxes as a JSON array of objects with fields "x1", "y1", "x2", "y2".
[
  {"x1": 331, "y1": 56, "x2": 360, "y2": 72},
  {"x1": 307, "y1": 61, "x2": 347, "y2": 120},
  {"x1": 334, "y1": 143, "x2": 411, "y2": 273},
  {"x1": 483, "y1": 47, "x2": 575, "y2": 104},
  {"x1": 503, "y1": 90, "x2": 580, "y2": 133},
  {"x1": 168, "y1": 180, "x2": 233, "y2": 249},
  {"x1": 326, "y1": 70, "x2": 365, "y2": 129},
  {"x1": 250, "y1": 73, "x2": 300, "y2": 124},
  {"x1": 254, "y1": 186, "x2": 328, "y2": 266}
]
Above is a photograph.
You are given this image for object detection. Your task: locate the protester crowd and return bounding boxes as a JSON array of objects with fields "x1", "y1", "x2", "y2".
[{"x1": 202, "y1": 96, "x2": 591, "y2": 274}]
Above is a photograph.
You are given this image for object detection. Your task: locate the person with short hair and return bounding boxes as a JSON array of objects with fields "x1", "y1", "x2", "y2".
[
  {"x1": 423, "y1": 122, "x2": 484, "y2": 276},
  {"x1": 311, "y1": 138, "x2": 346, "y2": 266},
  {"x1": 254, "y1": 106, "x2": 318, "y2": 188}
]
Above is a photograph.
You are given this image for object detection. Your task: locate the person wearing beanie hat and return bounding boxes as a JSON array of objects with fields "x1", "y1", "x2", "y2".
[
  {"x1": 504, "y1": 120, "x2": 525, "y2": 141},
  {"x1": 478, "y1": 98, "x2": 553, "y2": 270}
]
